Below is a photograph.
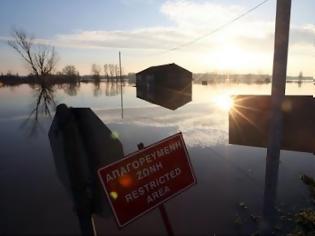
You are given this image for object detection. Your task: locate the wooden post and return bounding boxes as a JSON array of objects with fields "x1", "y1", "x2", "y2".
[
  {"x1": 137, "y1": 142, "x2": 174, "y2": 236},
  {"x1": 263, "y1": 0, "x2": 291, "y2": 231}
]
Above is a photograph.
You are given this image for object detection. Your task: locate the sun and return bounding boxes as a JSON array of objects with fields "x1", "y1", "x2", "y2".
[{"x1": 213, "y1": 94, "x2": 234, "y2": 111}]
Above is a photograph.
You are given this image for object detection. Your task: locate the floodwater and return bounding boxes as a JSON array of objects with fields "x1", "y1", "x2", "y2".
[{"x1": 0, "y1": 82, "x2": 314, "y2": 235}]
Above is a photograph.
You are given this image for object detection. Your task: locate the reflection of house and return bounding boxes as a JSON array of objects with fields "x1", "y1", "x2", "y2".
[{"x1": 136, "y1": 63, "x2": 192, "y2": 110}]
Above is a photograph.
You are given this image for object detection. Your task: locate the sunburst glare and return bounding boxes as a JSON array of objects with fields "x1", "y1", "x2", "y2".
[{"x1": 213, "y1": 94, "x2": 234, "y2": 111}]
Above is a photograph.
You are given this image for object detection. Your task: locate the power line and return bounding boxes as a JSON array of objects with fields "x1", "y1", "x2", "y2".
[{"x1": 153, "y1": 0, "x2": 270, "y2": 55}]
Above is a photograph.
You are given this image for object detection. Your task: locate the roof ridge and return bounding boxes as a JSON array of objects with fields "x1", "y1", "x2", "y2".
[{"x1": 136, "y1": 63, "x2": 191, "y2": 75}]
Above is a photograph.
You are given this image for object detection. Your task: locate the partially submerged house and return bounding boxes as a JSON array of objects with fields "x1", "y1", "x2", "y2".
[{"x1": 136, "y1": 63, "x2": 192, "y2": 110}]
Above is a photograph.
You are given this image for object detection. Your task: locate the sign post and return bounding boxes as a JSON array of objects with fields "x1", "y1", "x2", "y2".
[
  {"x1": 98, "y1": 133, "x2": 196, "y2": 229},
  {"x1": 263, "y1": 0, "x2": 291, "y2": 230},
  {"x1": 137, "y1": 142, "x2": 174, "y2": 236}
]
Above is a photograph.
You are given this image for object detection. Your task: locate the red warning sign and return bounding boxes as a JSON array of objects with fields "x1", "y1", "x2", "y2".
[{"x1": 98, "y1": 132, "x2": 196, "y2": 227}]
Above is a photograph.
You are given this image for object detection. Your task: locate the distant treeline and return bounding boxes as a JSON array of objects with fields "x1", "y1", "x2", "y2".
[
  {"x1": 1, "y1": 71, "x2": 313, "y2": 87},
  {"x1": 0, "y1": 73, "x2": 80, "y2": 86},
  {"x1": 0, "y1": 72, "x2": 137, "y2": 87},
  {"x1": 193, "y1": 73, "x2": 314, "y2": 84},
  {"x1": 194, "y1": 73, "x2": 271, "y2": 84}
]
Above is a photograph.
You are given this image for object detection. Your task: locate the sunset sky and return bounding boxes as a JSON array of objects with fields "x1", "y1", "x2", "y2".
[{"x1": 0, "y1": 0, "x2": 314, "y2": 76}]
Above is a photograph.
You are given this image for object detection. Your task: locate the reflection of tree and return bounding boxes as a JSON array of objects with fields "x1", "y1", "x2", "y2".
[
  {"x1": 92, "y1": 81, "x2": 123, "y2": 97},
  {"x1": 93, "y1": 80, "x2": 102, "y2": 97},
  {"x1": 104, "y1": 81, "x2": 121, "y2": 96},
  {"x1": 298, "y1": 71, "x2": 303, "y2": 88},
  {"x1": 63, "y1": 82, "x2": 80, "y2": 96},
  {"x1": 21, "y1": 82, "x2": 56, "y2": 137},
  {"x1": 92, "y1": 64, "x2": 101, "y2": 82},
  {"x1": 104, "y1": 64, "x2": 123, "y2": 83}
]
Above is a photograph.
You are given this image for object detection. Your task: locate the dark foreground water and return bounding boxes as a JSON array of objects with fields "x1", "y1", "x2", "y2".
[{"x1": 0, "y1": 82, "x2": 314, "y2": 235}]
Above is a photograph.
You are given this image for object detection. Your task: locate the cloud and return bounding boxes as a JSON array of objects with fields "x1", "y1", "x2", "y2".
[
  {"x1": 51, "y1": 1, "x2": 247, "y2": 51},
  {"x1": 160, "y1": 0, "x2": 244, "y2": 30},
  {"x1": 53, "y1": 27, "x2": 191, "y2": 50},
  {"x1": 290, "y1": 24, "x2": 315, "y2": 46},
  {"x1": 50, "y1": 1, "x2": 314, "y2": 53},
  {"x1": 2, "y1": 0, "x2": 314, "y2": 74}
]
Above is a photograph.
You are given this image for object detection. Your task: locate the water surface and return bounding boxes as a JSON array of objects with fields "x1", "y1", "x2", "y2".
[{"x1": 1, "y1": 82, "x2": 314, "y2": 235}]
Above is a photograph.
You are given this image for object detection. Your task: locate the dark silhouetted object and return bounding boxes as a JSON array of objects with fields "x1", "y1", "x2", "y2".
[
  {"x1": 262, "y1": 0, "x2": 292, "y2": 233},
  {"x1": 136, "y1": 63, "x2": 192, "y2": 110},
  {"x1": 49, "y1": 104, "x2": 124, "y2": 235},
  {"x1": 229, "y1": 95, "x2": 315, "y2": 153}
]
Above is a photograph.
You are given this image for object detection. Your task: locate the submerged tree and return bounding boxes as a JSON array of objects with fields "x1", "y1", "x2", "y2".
[
  {"x1": 62, "y1": 65, "x2": 79, "y2": 77},
  {"x1": 60, "y1": 65, "x2": 80, "y2": 96},
  {"x1": 7, "y1": 29, "x2": 57, "y2": 80},
  {"x1": 91, "y1": 64, "x2": 101, "y2": 81},
  {"x1": 62, "y1": 65, "x2": 80, "y2": 82}
]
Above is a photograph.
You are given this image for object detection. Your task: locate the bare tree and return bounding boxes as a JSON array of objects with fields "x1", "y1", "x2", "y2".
[
  {"x1": 91, "y1": 64, "x2": 101, "y2": 82},
  {"x1": 298, "y1": 71, "x2": 303, "y2": 79},
  {"x1": 92, "y1": 64, "x2": 101, "y2": 76},
  {"x1": 115, "y1": 64, "x2": 119, "y2": 82},
  {"x1": 104, "y1": 64, "x2": 110, "y2": 82},
  {"x1": 109, "y1": 64, "x2": 115, "y2": 82},
  {"x1": 62, "y1": 65, "x2": 79, "y2": 77},
  {"x1": 8, "y1": 29, "x2": 57, "y2": 80}
]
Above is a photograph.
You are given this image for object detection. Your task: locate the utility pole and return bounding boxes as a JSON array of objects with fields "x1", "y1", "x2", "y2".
[
  {"x1": 119, "y1": 51, "x2": 124, "y2": 119},
  {"x1": 263, "y1": 0, "x2": 291, "y2": 231}
]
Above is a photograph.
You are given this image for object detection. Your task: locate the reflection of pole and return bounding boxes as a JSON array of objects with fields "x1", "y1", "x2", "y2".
[
  {"x1": 119, "y1": 51, "x2": 124, "y2": 119},
  {"x1": 263, "y1": 0, "x2": 291, "y2": 231},
  {"x1": 137, "y1": 143, "x2": 174, "y2": 236}
]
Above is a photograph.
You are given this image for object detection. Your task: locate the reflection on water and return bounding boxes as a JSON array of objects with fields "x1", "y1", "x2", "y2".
[
  {"x1": 19, "y1": 81, "x2": 123, "y2": 137},
  {"x1": 136, "y1": 85, "x2": 192, "y2": 110},
  {"x1": 93, "y1": 80, "x2": 102, "y2": 97},
  {"x1": 62, "y1": 82, "x2": 80, "y2": 96},
  {"x1": 105, "y1": 81, "x2": 122, "y2": 97},
  {"x1": 21, "y1": 82, "x2": 56, "y2": 137},
  {"x1": 1, "y1": 82, "x2": 315, "y2": 235},
  {"x1": 213, "y1": 93, "x2": 234, "y2": 111}
]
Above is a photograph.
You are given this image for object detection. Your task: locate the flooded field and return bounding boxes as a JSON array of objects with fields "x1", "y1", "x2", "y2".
[{"x1": 0, "y1": 82, "x2": 314, "y2": 235}]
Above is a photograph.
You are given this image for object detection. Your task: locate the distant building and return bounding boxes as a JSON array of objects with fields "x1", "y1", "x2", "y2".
[
  {"x1": 136, "y1": 63, "x2": 192, "y2": 110},
  {"x1": 136, "y1": 63, "x2": 192, "y2": 90},
  {"x1": 201, "y1": 81, "x2": 208, "y2": 85}
]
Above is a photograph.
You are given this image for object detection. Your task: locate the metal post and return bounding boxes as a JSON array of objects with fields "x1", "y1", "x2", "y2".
[
  {"x1": 158, "y1": 204, "x2": 175, "y2": 236},
  {"x1": 119, "y1": 51, "x2": 124, "y2": 119},
  {"x1": 137, "y1": 143, "x2": 174, "y2": 236},
  {"x1": 263, "y1": 0, "x2": 291, "y2": 231}
]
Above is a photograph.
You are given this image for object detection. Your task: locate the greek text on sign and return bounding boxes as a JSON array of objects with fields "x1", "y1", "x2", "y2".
[{"x1": 98, "y1": 132, "x2": 196, "y2": 227}]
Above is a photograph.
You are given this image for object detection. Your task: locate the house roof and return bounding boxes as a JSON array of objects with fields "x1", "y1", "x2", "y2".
[{"x1": 136, "y1": 63, "x2": 192, "y2": 75}]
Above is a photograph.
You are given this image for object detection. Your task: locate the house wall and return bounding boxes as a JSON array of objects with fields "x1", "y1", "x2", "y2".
[
  {"x1": 136, "y1": 65, "x2": 193, "y2": 109},
  {"x1": 136, "y1": 65, "x2": 192, "y2": 97}
]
